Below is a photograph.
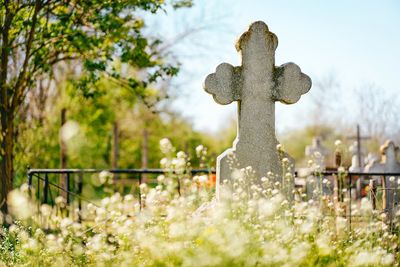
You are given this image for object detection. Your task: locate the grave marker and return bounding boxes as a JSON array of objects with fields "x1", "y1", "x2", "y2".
[
  {"x1": 365, "y1": 140, "x2": 400, "y2": 218},
  {"x1": 348, "y1": 125, "x2": 370, "y2": 199},
  {"x1": 204, "y1": 21, "x2": 311, "y2": 191},
  {"x1": 349, "y1": 141, "x2": 367, "y2": 172},
  {"x1": 347, "y1": 125, "x2": 370, "y2": 171}
]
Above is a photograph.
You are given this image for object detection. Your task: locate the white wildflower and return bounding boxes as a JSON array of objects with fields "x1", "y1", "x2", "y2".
[
  {"x1": 160, "y1": 138, "x2": 173, "y2": 154},
  {"x1": 177, "y1": 151, "x2": 186, "y2": 159},
  {"x1": 99, "y1": 170, "x2": 112, "y2": 185},
  {"x1": 7, "y1": 189, "x2": 35, "y2": 220},
  {"x1": 195, "y1": 145, "x2": 205, "y2": 157},
  {"x1": 157, "y1": 175, "x2": 165, "y2": 183}
]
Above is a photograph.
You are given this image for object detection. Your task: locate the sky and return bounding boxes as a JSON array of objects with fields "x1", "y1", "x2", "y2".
[{"x1": 148, "y1": 0, "x2": 400, "y2": 135}]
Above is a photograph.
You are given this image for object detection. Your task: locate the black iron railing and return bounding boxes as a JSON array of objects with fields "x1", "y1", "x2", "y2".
[
  {"x1": 27, "y1": 168, "x2": 216, "y2": 207},
  {"x1": 27, "y1": 168, "x2": 400, "y2": 231}
]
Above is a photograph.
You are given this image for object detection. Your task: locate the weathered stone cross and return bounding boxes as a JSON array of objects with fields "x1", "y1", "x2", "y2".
[{"x1": 204, "y1": 21, "x2": 311, "y2": 187}]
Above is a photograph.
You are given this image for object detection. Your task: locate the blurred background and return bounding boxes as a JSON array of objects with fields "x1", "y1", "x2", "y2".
[{"x1": 13, "y1": 0, "x2": 400, "y2": 186}]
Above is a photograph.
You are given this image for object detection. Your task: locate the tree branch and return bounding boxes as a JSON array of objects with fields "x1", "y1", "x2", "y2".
[{"x1": 11, "y1": 0, "x2": 43, "y2": 111}]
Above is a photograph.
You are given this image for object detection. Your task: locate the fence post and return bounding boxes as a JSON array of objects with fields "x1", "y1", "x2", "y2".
[
  {"x1": 27, "y1": 170, "x2": 33, "y2": 189},
  {"x1": 348, "y1": 174, "x2": 352, "y2": 232},
  {"x1": 334, "y1": 151, "x2": 342, "y2": 202},
  {"x1": 66, "y1": 172, "x2": 70, "y2": 205},
  {"x1": 369, "y1": 179, "x2": 377, "y2": 210},
  {"x1": 43, "y1": 174, "x2": 49, "y2": 204},
  {"x1": 77, "y1": 172, "x2": 83, "y2": 222},
  {"x1": 27, "y1": 168, "x2": 33, "y2": 200},
  {"x1": 138, "y1": 173, "x2": 142, "y2": 210},
  {"x1": 37, "y1": 175, "x2": 40, "y2": 203}
]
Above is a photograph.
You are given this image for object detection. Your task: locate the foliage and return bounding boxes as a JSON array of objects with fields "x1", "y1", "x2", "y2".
[
  {"x1": 1, "y1": 140, "x2": 399, "y2": 266},
  {"x1": 0, "y1": 0, "x2": 193, "y2": 210},
  {"x1": 1, "y1": 0, "x2": 187, "y2": 96},
  {"x1": 13, "y1": 76, "x2": 218, "y2": 187}
]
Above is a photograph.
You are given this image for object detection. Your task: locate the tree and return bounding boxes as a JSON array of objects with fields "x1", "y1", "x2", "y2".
[
  {"x1": 353, "y1": 83, "x2": 399, "y2": 141},
  {"x1": 0, "y1": 0, "x2": 191, "y2": 212}
]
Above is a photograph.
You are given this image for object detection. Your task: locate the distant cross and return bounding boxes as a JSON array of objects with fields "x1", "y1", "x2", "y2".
[
  {"x1": 204, "y1": 21, "x2": 311, "y2": 188},
  {"x1": 365, "y1": 140, "x2": 400, "y2": 217},
  {"x1": 347, "y1": 124, "x2": 370, "y2": 171}
]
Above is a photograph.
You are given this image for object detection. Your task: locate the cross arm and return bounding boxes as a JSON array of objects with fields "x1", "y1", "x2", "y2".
[
  {"x1": 273, "y1": 63, "x2": 311, "y2": 104},
  {"x1": 204, "y1": 63, "x2": 242, "y2": 105}
]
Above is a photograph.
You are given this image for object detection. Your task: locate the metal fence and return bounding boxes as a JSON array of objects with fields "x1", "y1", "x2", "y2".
[
  {"x1": 27, "y1": 168, "x2": 400, "y2": 231},
  {"x1": 27, "y1": 168, "x2": 215, "y2": 208},
  {"x1": 300, "y1": 170, "x2": 400, "y2": 231}
]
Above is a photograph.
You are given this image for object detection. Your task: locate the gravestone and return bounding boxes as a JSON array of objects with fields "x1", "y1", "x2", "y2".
[
  {"x1": 349, "y1": 141, "x2": 366, "y2": 172},
  {"x1": 364, "y1": 152, "x2": 379, "y2": 202},
  {"x1": 365, "y1": 153, "x2": 379, "y2": 166},
  {"x1": 347, "y1": 124, "x2": 370, "y2": 170},
  {"x1": 304, "y1": 137, "x2": 330, "y2": 199},
  {"x1": 349, "y1": 141, "x2": 367, "y2": 199},
  {"x1": 365, "y1": 140, "x2": 400, "y2": 218},
  {"x1": 203, "y1": 21, "x2": 311, "y2": 191}
]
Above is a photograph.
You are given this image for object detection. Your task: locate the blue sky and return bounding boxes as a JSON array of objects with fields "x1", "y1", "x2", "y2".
[{"x1": 149, "y1": 0, "x2": 400, "y2": 135}]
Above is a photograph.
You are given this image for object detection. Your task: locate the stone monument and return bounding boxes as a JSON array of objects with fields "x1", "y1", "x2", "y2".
[
  {"x1": 349, "y1": 141, "x2": 367, "y2": 199},
  {"x1": 365, "y1": 140, "x2": 400, "y2": 217},
  {"x1": 203, "y1": 21, "x2": 311, "y2": 190},
  {"x1": 349, "y1": 141, "x2": 366, "y2": 172}
]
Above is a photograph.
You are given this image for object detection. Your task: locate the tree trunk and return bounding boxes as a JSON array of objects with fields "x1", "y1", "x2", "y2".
[
  {"x1": 0, "y1": 112, "x2": 14, "y2": 213},
  {"x1": 141, "y1": 127, "x2": 149, "y2": 183},
  {"x1": 112, "y1": 122, "x2": 119, "y2": 170},
  {"x1": 112, "y1": 122, "x2": 119, "y2": 181},
  {"x1": 60, "y1": 108, "x2": 68, "y2": 202}
]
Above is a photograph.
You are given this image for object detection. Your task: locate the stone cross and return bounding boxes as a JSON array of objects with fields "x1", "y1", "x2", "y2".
[
  {"x1": 365, "y1": 140, "x2": 400, "y2": 217},
  {"x1": 204, "y1": 21, "x2": 311, "y2": 188},
  {"x1": 349, "y1": 141, "x2": 367, "y2": 199},
  {"x1": 347, "y1": 124, "x2": 370, "y2": 171}
]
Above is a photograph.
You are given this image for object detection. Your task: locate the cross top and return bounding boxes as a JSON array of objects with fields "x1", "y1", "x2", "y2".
[
  {"x1": 205, "y1": 21, "x2": 311, "y2": 106},
  {"x1": 349, "y1": 141, "x2": 366, "y2": 171},
  {"x1": 380, "y1": 140, "x2": 399, "y2": 166},
  {"x1": 204, "y1": 21, "x2": 311, "y2": 187},
  {"x1": 365, "y1": 140, "x2": 400, "y2": 175},
  {"x1": 349, "y1": 141, "x2": 364, "y2": 155}
]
